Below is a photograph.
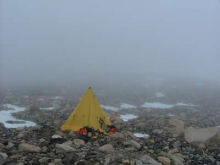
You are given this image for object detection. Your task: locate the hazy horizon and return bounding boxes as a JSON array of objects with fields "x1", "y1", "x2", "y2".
[{"x1": 1, "y1": 0, "x2": 220, "y2": 88}]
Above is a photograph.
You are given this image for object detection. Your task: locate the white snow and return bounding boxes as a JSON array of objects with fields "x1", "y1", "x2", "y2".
[
  {"x1": 120, "y1": 103, "x2": 137, "y2": 109},
  {"x1": 134, "y1": 133, "x2": 150, "y2": 138},
  {"x1": 101, "y1": 105, "x2": 119, "y2": 112},
  {"x1": 141, "y1": 102, "x2": 196, "y2": 109},
  {"x1": 52, "y1": 96, "x2": 63, "y2": 99},
  {"x1": 176, "y1": 103, "x2": 196, "y2": 106},
  {"x1": 41, "y1": 107, "x2": 54, "y2": 110},
  {"x1": 167, "y1": 113, "x2": 176, "y2": 117},
  {"x1": 0, "y1": 104, "x2": 36, "y2": 128},
  {"x1": 155, "y1": 93, "x2": 165, "y2": 98},
  {"x1": 141, "y1": 102, "x2": 174, "y2": 109},
  {"x1": 120, "y1": 114, "x2": 138, "y2": 122},
  {"x1": 102, "y1": 103, "x2": 136, "y2": 112}
]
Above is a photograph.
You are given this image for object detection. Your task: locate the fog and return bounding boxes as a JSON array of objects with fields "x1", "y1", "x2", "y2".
[{"x1": 0, "y1": 0, "x2": 220, "y2": 89}]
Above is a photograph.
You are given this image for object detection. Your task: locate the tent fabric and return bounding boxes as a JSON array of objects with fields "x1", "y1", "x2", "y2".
[{"x1": 61, "y1": 87, "x2": 112, "y2": 133}]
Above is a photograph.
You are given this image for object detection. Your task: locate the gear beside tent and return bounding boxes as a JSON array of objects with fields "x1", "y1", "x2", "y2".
[{"x1": 61, "y1": 87, "x2": 115, "y2": 134}]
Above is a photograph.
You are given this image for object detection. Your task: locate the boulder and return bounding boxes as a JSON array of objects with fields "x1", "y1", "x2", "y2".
[
  {"x1": 136, "y1": 160, "x2": 143, "y2": 165},
  {"x1": 39, "y1": 157, "x2": 50, "y2": 164},
  {"x1": 18, "y1": 143, "x2": 41, "y2": 153},
  {"x1": 109, "y1": 132, "x2": 124, "y2": 139},
  {"x1": 122, "y1": 159, "x2": 130, "y2": 165},
  {"x1": 17, "y1": 131, "x2": 28, "y2": 139},
  {"x1": 0, "y1": 153, "x2": 8, "y2": 159},
  {"x1": 153, "y1": 129, "x2": 163, "y2": 134},
  {"x1": 63, "y1": 152, "x2": 78, "y2": 164},
  {"x1": 165, "y1": 153, "x2": 183, "y2": 165},
  {"x1": 185, "y1": 127, "x2": 220, "y2": 144},
  {"x1": 168, "y1": 148, "x2": 179, "y2": 154},
  {"x1": 169, "y1": 119, "x2": 184, "y2": 136},
  {"x1": 55, "y1": 143, "x2": 76, "y2": 153},
  {"x1": 54, "y1": 159, "x2": 62, "y2": 164},
  {"x1": 98, "y1": 144, "x2": 114, "y2": 153},
  {"x1": 6, "y1": 142, "x2": 14, "y2": 149},
  {"x1": 73, "y1": 139, "x2": 85, "y2": 146},
  {"x1": 112, "y1": 117, "x2": 124, "y2": 124},
  {"x1": 123, "y1": 131, "x2": 138, "y2": 140},
  {"x1": 158, "y1": 156, "x2": 171, "y2": 165},
  {"x1": 129, "y1": 140, "x2": 141, "y2": 149},
  {"x1": 140, "y1": 155, "x2": 162, "y2": 165},
  {"x1": 104, "y1": 157, "x2": 111, "y2": 165}
]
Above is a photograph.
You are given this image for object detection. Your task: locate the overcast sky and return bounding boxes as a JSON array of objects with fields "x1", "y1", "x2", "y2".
[{"x1": 0, "y1": 0, "x2": 220, "y2": 87}]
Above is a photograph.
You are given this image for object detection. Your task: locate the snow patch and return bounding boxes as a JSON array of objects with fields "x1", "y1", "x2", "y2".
[
  {"x1": 167, "y1": 113, "x2": 176, "y2": 117},
  {"x1": 41, "y1": 107, "x2": 54, "y2": 110},
  {"x1": 120, "y1": 103, "x2": 137, "y2": 109},
  {"x1": 141, "y1": 102, "x2": 196, "y2": 109},
  {"x1": 52, "y1": 96, "x2": 63, "y2": 99},
  {"x1": 102, "y1": 103, "x2": 136, "y2": 112},
  {"x1": 134, "y1": 133, "x2": 150, "y2": 138},
  {"x1": 0, "y1": 104, "x2": 36, "y2": 128},
  {"x1": 120, "y1": 114, "x2": 138, "y2": 122},
  {"x1": 176, "y1": 103, "x2": 196, "y2": 106},
  {"x1": 101, "y1": 105, "x2": 119, "y2": 112},
  {"x1": 141, "y1": 102, "x2": 174, "y2": 109},
  {"x1": 155, "y1": 93, "x2": 165, "y2": 98}
]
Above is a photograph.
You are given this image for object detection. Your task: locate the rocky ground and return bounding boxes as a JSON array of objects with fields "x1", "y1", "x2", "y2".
[{"x1": 0, "y1": 96, "x2": 220, "y2": 165}]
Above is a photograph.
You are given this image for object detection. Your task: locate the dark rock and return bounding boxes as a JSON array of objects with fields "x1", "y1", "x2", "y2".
[{"x1": 63, "y1": 152, "x2": 78, "y2": 165}]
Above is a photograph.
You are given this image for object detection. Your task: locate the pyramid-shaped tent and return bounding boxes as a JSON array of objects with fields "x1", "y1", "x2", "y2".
[{"x1": 61, "y1": 87, "x2": 112, "y2": 133}]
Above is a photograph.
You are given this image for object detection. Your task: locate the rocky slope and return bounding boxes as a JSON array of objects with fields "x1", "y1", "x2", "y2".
[{"x1": 0, "y1": 102, "x2": 220, "y2": 165}]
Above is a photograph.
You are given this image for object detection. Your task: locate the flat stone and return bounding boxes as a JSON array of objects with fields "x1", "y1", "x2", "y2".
[
  {"x1": 18, "y1": 143, "x2": 41, "y2": 153},
  {"x1": 129, "y1": 140, "x2": 141, "y2": 149},
  {"x1": 140, "y1": 155, "x2": 162, "y2": 165},
  {"x1": 54, "y1": 159, "x2": 62, "y2": 163},
  {"x1": 185, "y1": 127, "x2": 220, "y2": 144},
  {"x1": 109, "y1": 132, "x2": 124, "y2": 138},
  {"x1": 39, "y1": 157, "x2": 50, "y2": 164},
  {"x1": 73, "y1": 139, "x2": 85, "y2": 146},
  {"x1": 99, "y1": 144, "x2": 114, "y2": 153},
  {"x1": 169, "y1": 148, "x2": 179, "y2": 154},
  {"x1": 169, "y1": 119, "x2": 184, "y2": 136},
  {"x1": 55, "y1": 143, "x2": 76, "y2": 153},
  {"x1": 122, "y1": 159, "x2": 130, "y2": 165},
  {"x1": 158, "y1": 156, "x2": 171, "y2": 165},
  {"x1": 0, "y1": 153, "x2": 8, "y2": 159}
]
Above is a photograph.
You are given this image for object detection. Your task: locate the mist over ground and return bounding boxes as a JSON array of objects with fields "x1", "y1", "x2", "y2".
[
  {"x1": 0, "y1": 0, "x2": 220, "y2": 90},
  {"x1": 1, "y1": 1, "x2": 220, "y2": 164}
]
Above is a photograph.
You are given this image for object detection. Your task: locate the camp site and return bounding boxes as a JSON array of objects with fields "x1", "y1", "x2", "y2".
[{"x1": 1, "y1": 0, "x2": 220, "y2": 165}]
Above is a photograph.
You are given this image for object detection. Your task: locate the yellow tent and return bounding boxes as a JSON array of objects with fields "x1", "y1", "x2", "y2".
[{"x1": 61, "y1": 87, "x2": 112, "y2": 133}]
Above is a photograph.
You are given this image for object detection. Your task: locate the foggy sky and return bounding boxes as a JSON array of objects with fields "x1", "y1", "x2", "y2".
[{"x1": 0, "y1": 0, "x2": 220, "y2": 87}]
